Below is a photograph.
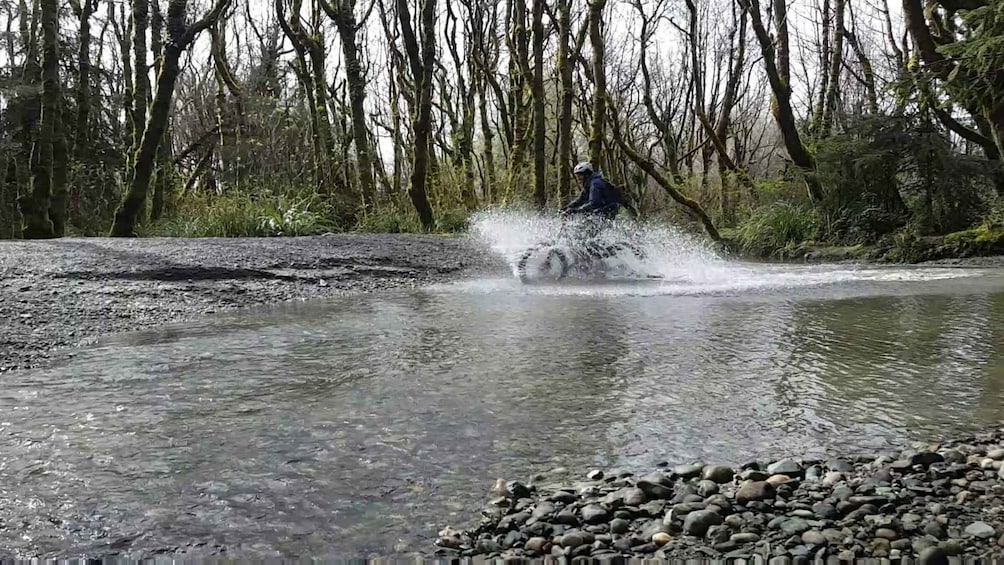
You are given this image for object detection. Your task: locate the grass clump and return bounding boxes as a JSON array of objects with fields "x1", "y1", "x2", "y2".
[{"x1": 733, "y1": 201, "x2": 820, "y2": 258}]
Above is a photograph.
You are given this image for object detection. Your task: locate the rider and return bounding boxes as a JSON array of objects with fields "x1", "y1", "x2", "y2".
[{"x1": 561, "y1": 161, "x2": 622, "y2": 239}]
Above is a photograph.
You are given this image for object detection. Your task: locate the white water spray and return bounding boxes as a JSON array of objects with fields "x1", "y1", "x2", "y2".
[{"x1": 463, "y1": 208, "x2": 992, "y2": 297}]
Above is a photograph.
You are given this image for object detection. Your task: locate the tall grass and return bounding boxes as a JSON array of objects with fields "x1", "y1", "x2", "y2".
[
  {"x1": 733, "y1": 201, "x2": 820, "y2": 257},
  {"x1": 146, "y1": 190, "x2": 334, "y2": 237}
]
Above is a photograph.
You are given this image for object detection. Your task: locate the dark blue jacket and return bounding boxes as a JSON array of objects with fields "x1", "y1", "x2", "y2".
[{"x1": 567, "y1": 172, "x2": 622, "y2": 216}]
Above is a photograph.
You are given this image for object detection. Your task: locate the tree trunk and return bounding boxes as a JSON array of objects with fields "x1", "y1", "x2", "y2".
[
  {"x1": 737, "y1": 0, "x2": 823, "y2": 202},
  {"x1": 556, "y1": 0, "x2": 573, "y2": 202},
  {"x1": 587, "y1": 0, "x2": 607, "y2": 170},
  {"x1": 322, "y1": 0, "x2": 377, "y2": 211},
  {"x1": 110, "y1": 0, "x2": 232, "y2": 236},
  {"x1": 72, "y1": 0, "x2": 95, "y2": 159},
  {"x1": 150, "y1": 0, "x2": 171, "y2": 221},
  {"x1": 820, "y1": 0, "x2": 844, "y2": 137},
  {"x1": 531, "y1": 0, "x2": 545, "y2": 207},
  {"x1": 842, "y1": 5, "x2": 878, "y2": 114},
  {"x1": 132, "y1": 0, "x2": 149, "y2": 154},
  {"x1": 398, "y1": 0, "x2": 435, "y2": 229},
  {"x1": 19, "y1": 0, "x2": 62, "y2": 238}
]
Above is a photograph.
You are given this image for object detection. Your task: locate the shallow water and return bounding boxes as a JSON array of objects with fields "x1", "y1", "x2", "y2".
[{"x1": 3, "y1": 217, "x2": 1004, "y2": 559}]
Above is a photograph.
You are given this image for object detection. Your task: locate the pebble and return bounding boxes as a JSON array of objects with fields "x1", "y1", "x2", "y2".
[
  {"x1": 767, "y1": 459, "x2": 802, "y2": 476},
  {"x1": 683, "y1": 509, "x2": 723, "y2": 537},
  {"x1": 735, "y1": 481, "x2": 775, "y2": 504},
  {"x1": 652, "y1": 532, "x2": 671, "y2": 546},
  {"x1": 964, "y1": 521, "x2": 996, "y2": 539},
  {"x1": 581, "y1": 504, "x2": 609, "y2": 524},
  {"x1": 800, "y1": 530, "x2": 826, "y2": 545},
  {"x1": 918, "y1": 546, "x2": 949, "y2": 565},
  {"x1": 702, "y1": 465, "x2": 734, "y2": 484}
]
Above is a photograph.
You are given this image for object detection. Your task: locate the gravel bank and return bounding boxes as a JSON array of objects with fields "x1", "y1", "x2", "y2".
[
  {"x1": 438, "y1": 430, "x2": 1004, "y2": 562},
  {"x1": 0, "y1": 234, "x2": 503, "y2": 373}
]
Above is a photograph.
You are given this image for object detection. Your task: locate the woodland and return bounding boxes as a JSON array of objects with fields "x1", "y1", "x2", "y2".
[{"x1": 1, "y1": 0, "x2": 1003, "y2": 258}]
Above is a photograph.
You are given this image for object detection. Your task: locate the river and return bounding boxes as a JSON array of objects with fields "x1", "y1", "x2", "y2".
[{"x1": 1, "y1": 215, "x2": 1003, "y2": 559}]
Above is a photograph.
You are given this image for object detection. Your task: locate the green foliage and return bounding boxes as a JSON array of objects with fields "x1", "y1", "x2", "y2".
[
  {"x1": 733, "y1": 201, "x2": 820, "y2": 258},
  {"x1": 435, "y1": 207, "x2": 470, "y2": 233},
  {"x1": 147, "y1": 189, "x2": 334, "y2": 237},
  {"x1": 937, "y1": 2, "x2": 1004, "y2": 109},
  {"x1": 354, "y1": 209, "x2": 423, "y2": 233}
]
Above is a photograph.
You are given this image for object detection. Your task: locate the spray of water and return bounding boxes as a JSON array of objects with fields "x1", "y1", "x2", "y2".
[{"x1": 464, "y1": 207, "x2": 989, "y2": 297}]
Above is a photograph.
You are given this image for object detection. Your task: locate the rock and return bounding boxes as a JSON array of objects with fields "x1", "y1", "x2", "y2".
[
  {"x1": 801, "y1": 530, "x2": 826, "y2": 546},
  {"x1": 987, "y1": 448, "x2": 1004, "y2": 460},
  {"x1": 623, "y1": 488, "x2": 647, "y2": 506},
  {"x1": 909, "y1": 451, "x2": 945, "y2": 467},
  {"x1": 917, "y1": 546, "x2": 949, "y2": 565},
  {"x1": 559, "y1": 531, "x2": 589, "y2": 549},
  {"x1": 525, "y1": 537, "x2": 549, "y2": 554},
  {"x1": 503, "y1": 530, "x2": 525, "y2": 548},
  {"x1": 735, "y1": 481, "x2": 775, "y2": 504},
  {"x1": 938, "y1": 539, "x2": 964, "y2": 556},
  {"x1": 964, "y1": 521, "x2": 996, "y2": 539},
  {"x1": 581, "y1": 504, "x2": 610, "y2": 525},
  {"x1": 683, "y1": 509, "x2": 723, "y2": 537},
  {"x1": 652, "y1": 532, "x2": 671, "y2": 546},
  {"x1": 779, "y1": 518, "x2": 810, "y2": 537},
  {"x1": 587, "y1": 470, "x2": 604, "y2": 480},
  {"x1": 553, "y1": 510, "x2": 579, "y2": 525},
  {"x1": 767, "y1": 459, "x2": 802, "y2": 476},
  {"x1": 811, "y1": 502, "x2": 837, "y2": 520},
  {"x1": 837, "y1": 549, "x2": 857, "y2": 561},
  {"x1": 731, "y1": 532, "x2": 761, "y2": 544},
  {"x1": 766, "y1": 474, "x2": 791, "y2": 486},
  {"x1": 551, "y1": 491, "x2": 577, "y2": 504},
  {"x1": 821, "y1": 471, "x2": 843, "y2": 487},
  {"x1": 827, "y1": 458, "x2": 854, "y2": 472},
  {"x1": 703, "y1": 465, "x2": 735, "y2": 484},
  {"x1": 498, "y1": 511, "x2": 531, "y2": 531},
  {"x1": 998, "y1": 465, "x2": 1004, "y2": 480},
  {"x1": 636, "y1": 479, "x2": 674, "y2": 500},
  {"x1": 998, "y1": 533, "x2": 1004, "y2": 547},
  {"x1": 871, "y1": 538, "x2": 891, "y2": 557},
  {"x1": 674, "y1": 464, "x2": 704, "y2": 479},
  {"x1": 739, "y1": 469, "x2": 769, "y2": 481},
  {"x1": 875, "y1": 528, "x2": 898, "y2": 540},
  {"x1": 506, "y1": 480, "x2": 531, "y2": 499},
  {"x1": 609, "y1": 518, "x2": 630, "y2": 535},
  {"x1": 697, "y1": 480, "x2": 719, "y2": 497}
]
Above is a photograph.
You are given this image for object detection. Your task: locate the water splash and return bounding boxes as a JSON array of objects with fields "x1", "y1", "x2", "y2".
[{"x1": 464, "y1": 207, "x2": 992, "y2": 297}]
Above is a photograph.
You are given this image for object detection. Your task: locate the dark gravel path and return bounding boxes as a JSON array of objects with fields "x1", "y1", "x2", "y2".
[{"x1": 0, "y1": 234, "x2": 504, "y2": 374}]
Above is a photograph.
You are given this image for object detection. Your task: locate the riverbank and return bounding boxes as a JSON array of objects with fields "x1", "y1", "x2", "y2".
[
  {"x1": 436, "y1": 429, "x2": 1004, "y2": 562},
  {"x1": 0, "y1": 234, "x2": 504, "y2": 373}
]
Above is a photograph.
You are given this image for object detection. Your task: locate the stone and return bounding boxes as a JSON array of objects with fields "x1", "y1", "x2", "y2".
[
  {"x1": 801, "y1": 530, "x2": 826, "y2": 546},
  {"x1": 821, "y1": 471, "x2": 843, "y2": 487},
  {"x1": 987, "y1": 448, "x2": 1004, "y2": 460},
  {"x1": 937, "y1": 539, "x2": 964, "y2": 556},
  {"x1": 739, "y1": 469, "x2": 769, "y2": 481},
  {"x1": 525, "y1": 537, "x2": 549, "y2": 553},
  {"x1": 581, "y1": 504, "x2": 610, "y2": 525},
  {"x1": 731, "y1": 532, "x2": 760, "y2": 544},
  {"x1": 811, "y1": 502, "x2": 837, "y2": 520},
  {"x1": 766, "y1": 474, "x2": 791, "y2": 486},
  {"x1": 735, "y1": 481, "x2": 775, "y2": 504},
  {"x1": 767, "y1": 459, "x2": 802, "y2": 476},
  {"x1": 871, "y1": 538, "x2": 891, "y2": 557},
  {"x1": 674, "y1": 464, "x2": 704, "y2": 479},
  {"x1": 609, "y1": 518, "x2": 630, "y2": 535},
  {"x1": 875, "y1": 528, "x2": 898, "y2": 540},
  {"x1": 998, "y1": 533, "x2": 1004, "y2": 547},
  {"x1": 917, "y1": 546, "x2": 949, "y2": 565},
  {"x1": 554, "y1": 510, "x2": 579, "y2": 525},
  {"x1": 652, "y1": 531, "x2": 671, "y2": 546},
  {"x1": 998, "y1": 465, "x2": 1004, "y2": 480},
  {"x1": 636, "y1": 479, "x2": 673, "y2": 500},
  {"x1": 827, "y1": 458, "x2": 854, "y2": 472},
  {"x1": 622, "y1": 488, "x2": 647, "y2": 507},
  {"x1": 779, "y1": 518, "x2": 810, "y2": 537},
  {"x1": 559, "y1": 531, "x2": 589, "y2": 549},
  {"x1": 909, "y1": 451, "x2": 945, "y2": 467},
  {"x1": 683, "y1": 509, "x2": 723, "y2": 537},
  {"x1": 551, "y1": 491, "x2": 577, "y2": 504},
  {"x1": 964, "y1": 521, "x2": 996, "y2": 539},
  {"x1": 503, "y1": 530, "x2": 525, "y2": 548},
  {"x1": 697, "y1": 480, "x2": 719, "y2": 497},
  {"x1": 703, "y1": 465, "x2": 735, "y2": 484},
  {"x1": 497, "y1": 511, "x2": 531, "y2": 531}
]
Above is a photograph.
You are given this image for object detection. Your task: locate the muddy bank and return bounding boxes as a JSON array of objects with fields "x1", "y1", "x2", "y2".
[{"x1": 0, "y1": 234, "x2": 504, "y2": 373}]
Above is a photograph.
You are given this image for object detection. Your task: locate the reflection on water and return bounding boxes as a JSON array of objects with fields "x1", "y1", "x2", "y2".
[{"x1": 1, "y1": 266, "x2": 1004, "y2": 559}]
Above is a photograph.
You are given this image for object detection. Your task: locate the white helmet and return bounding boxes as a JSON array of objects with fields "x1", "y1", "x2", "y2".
[{"x1": 572, "y1": 161, "x2": 593, "y2": 175}]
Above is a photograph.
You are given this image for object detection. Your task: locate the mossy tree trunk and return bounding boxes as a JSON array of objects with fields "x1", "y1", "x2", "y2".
[
  {"x1": 19, "y1": 0, "x2": 62, "y2": 239},
  {"x1": 530, "y1": 0, "x2": 545, "y2": 208},
  {"x1": 587, "y1": 0, "x2": 607, "y2": 171},
  {"x1": 397, "y1": 0, "x2": 435, "y2": 229},
  {"x1": 556, "y1": 0, "x2": 574, "y2": 202},
  {"x1": 110, "y1": 0, "x2": 232, "y2": 237}
]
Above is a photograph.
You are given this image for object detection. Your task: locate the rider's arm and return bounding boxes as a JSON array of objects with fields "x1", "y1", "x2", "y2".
[
  {"x1": 564, "y1": 186, "x2": 589, "y2": 211},
  {"x1": 575, "y1": 178, "x2": 604, "y2": 212}
]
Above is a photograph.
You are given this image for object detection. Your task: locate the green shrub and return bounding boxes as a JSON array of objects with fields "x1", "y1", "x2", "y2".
[{"x1": 733, "y1": 201, "x2": 820, "y2": 258}]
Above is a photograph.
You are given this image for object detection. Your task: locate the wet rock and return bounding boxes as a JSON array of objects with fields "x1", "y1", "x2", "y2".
[
  {"x1": 524, "y1": 537, "x2": 549, "y2": 554},
  {"x1": 800, "y1": 530, "x2": 826, "y2": 546},
  {"x1": 637, "y1": 476, "x2": 674, "y2": 500},
  {"x1": 502, "y1": 530, "x2": 525, "y2": 548},
  {"x1": 739, "y1": 469, "x2": 769, "y2": 482},
  {"x1": 506, "y1": 480, "x2": 531, "y2": 499},
  {"x1": 811, "y1": 502, "x2": 837, "y2": 520},
  {"x1": 683, "y1": 509, "x2": 723, "y2": 537},
  {"x1": 766, "y1": 474, "x2": 791, "y2": 486},
  {"x1": 875, "y1": 528, "x2": 898, "y2": 540},
  {"x1": 674, "y1": 464, "x2": 704, "y2": 479},
  {"x1": 558, "y1": 531, "x2": 590, "y2": 549},
  {"x1": 581, "y1": 504, "x2": 609, "y2": 525},
  {"x1": 622, "y1": 487, "x2": 647, "y2": 507},
  {"x1": 767, "y1": 459, "x2": 802, "y2": 476},
  {"x1": 702, "y1": 465, "x2": 734, "y2": 484},
  {"x1": 779, "y1": 518, "x2": 810, "y2": 537},
  {"x1": 735, "y1": 481, "x2": 775, "y2": 504},
  {"x1": 938, "y1": 539, "x2": 964, "y2": 556},
  {"x1": 987, "y1": 448, "x2": 1004, "y2": 460},
  {"x1": 551, "y1": 491, "x2": 577, "y2": 504},
  {"x1": 497, "y1": 511, "x2": 531, "y2": 531},
  {"x1": 918, "y1": 546, "x2": 949, "y2": 565},
  {"x1": 697, "y1": 480, "x2": 719, "y2": 497},
  {"x1": 609, "y1": 518, "x2": 630, "y2": 534},
  {"x1": 827, "y1": 458, "x2": 854, "y2": 472},
  {"x1": 731, "y1": 532, "x2": 760, "y2": 544},
  {"x1": 871, "y1": 538, "x2": 891, "y2": 557},
  {"x1": 964, "y1": 521, "x2": 995, "y2": 539},
  {"x1": 652, "y1": 532, "x2": 671, "y2": 546},
  {"x1": 587, "y1": 470, "x2": 604, "y2": 480},
  {"x1": 553, "y1": 510, "x2": 579, "y2": 525}
]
